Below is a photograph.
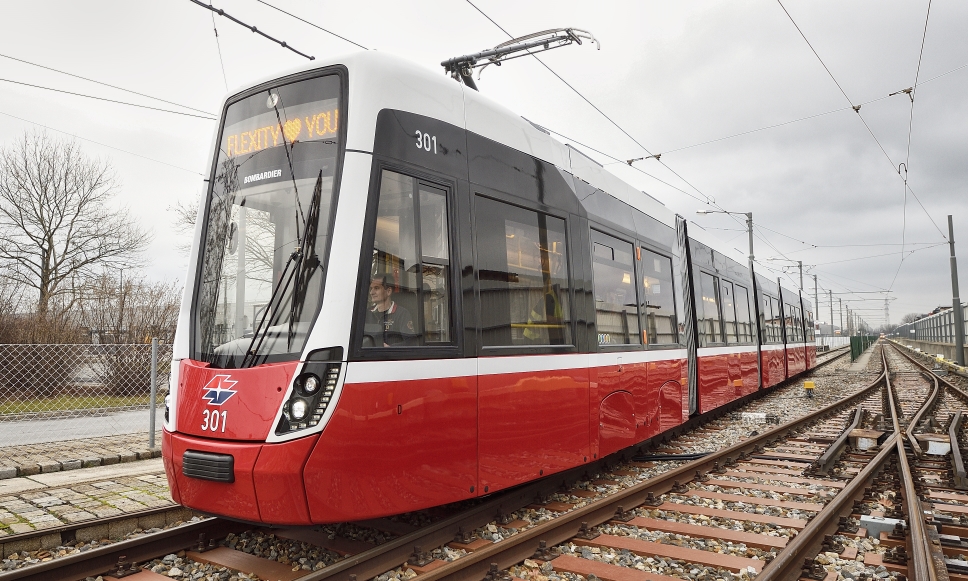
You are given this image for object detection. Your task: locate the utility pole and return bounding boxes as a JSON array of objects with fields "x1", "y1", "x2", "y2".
[
  {"x1": 118, "y1": 267, "x2": 125, "y2": 344},
  {"x1": 949, "y1": 215, "x2": 966, "y2": 365},
  {"x1": 828, "y1": 289, "x2": 834, "y2": 337},
  {"x1": 839, "y1": 298, "x2": 844, "y2": 335},
  {"x1": 813, "y1": 274, "x2": 818, "y2": 335},
  {"x1": 745, "y1": 212, "x2": 760, "y2": 388},
  {"x1": 697, "y1": 209, "x2": 760, "y2": 385},
  {"x1": 798, "y1": 261, "x2": 803, "y2": 291}
]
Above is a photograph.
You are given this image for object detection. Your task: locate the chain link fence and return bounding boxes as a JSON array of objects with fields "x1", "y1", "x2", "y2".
[{"x1": 0, "y1": 344, "x2": 171, "y2": 460}]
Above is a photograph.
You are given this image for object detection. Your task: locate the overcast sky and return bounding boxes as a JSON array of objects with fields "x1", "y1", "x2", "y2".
[{"x1": 1, "y1": 0, "x2": 965, "y2": 328}]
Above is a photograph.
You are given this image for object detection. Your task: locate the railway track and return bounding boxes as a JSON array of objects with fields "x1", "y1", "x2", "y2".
[{"x1": 2, "y1": 346, "x2": 876, "y2": 581}]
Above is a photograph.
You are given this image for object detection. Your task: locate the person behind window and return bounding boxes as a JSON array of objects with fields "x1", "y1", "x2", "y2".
[
  {"x1": 523, "y1": 250, "x2": 565, "y2": 345},
  {"x1": 364, "y1": 275, "x2": 416, "y2": 347}
]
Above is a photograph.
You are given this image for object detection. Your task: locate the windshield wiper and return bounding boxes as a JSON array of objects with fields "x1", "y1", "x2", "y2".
[
  {"x1": 240, "y1": 170, "x2": 323, "y2": 368},
  {"x1": 288, "y1": 170, "x2": 324, "y2": 349},
  {"x1": 269, "y1": 93, "x2": 305, "y2": 242}
]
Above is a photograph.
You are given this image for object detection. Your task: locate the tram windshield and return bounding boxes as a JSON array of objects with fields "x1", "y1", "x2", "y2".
[{"x1": 192, "y1": 74, "x2": 342, "y2": 368}]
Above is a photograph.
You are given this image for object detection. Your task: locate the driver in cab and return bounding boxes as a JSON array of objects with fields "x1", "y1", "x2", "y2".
[{"x1": 364, "y1": 275, "x2": 416, "y2": 347}]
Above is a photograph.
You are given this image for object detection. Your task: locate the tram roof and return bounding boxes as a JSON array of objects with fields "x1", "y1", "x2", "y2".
[{"x1": 217, "y1": 50, "x2": 750, "y2": 268}]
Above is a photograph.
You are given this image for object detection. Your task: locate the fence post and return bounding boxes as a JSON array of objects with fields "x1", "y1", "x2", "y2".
[{"x1": 149, "y1": 337, "x2": 158, "y2": 449}]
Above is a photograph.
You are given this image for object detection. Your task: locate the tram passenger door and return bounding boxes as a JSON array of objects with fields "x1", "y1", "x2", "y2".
[
  {"x1": 639, "y1": 247, "x2": 682, "y2": 435},
  {"x1": 474, "y1": 196, "x2": 588, "y2": 493},
  {"x1": 312, "y1": 169, "x2": 477, "y2": 517}
]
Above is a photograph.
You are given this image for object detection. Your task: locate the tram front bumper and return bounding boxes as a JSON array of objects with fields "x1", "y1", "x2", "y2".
[{"x1": 163, "y1": 429, "x2": 319, "y2": 525}]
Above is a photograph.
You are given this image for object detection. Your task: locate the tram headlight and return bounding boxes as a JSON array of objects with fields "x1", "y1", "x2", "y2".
[
  {"x1": 299, "y1": 374, "x2": 321, "y2": 395},
  {"x1": 276, "y1": 349, "x2": 343, "y2": 436},
  {"x1": 290, "y1": 398, "x2": 309, "y2": 421}
]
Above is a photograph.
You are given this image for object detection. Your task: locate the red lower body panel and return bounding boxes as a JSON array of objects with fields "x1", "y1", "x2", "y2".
[
  {"x1": 787, "y1": 345, "x2": 806, "y2": 377},
  {"x1": 697, "y1": 350, "x2": 757, "y2": 414},
  {"x1": 164, "y1": 430, "x2": 318, "y2": 525},
  {"x1": 164, "y1": 356, "x2": 689, "y2": 525},
  {"x1": 478, "y1": 365, "x2": 589, "y2": 493},
  {"x1": 303, "y1": 374, "x2": 477, "y2": 523},
  {"x1": 697, "y1": 353, "x2": 728, "y2": 414},
  {"x1": 806, "y1": 345, "x2": 817, "y2": 369},
  {"x1": 761, "y1": 348, "x2": 786, "y2": 388}
]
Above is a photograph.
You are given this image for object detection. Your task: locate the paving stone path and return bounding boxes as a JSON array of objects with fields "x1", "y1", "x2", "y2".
[
  {"x1": 0, "y1": 432, "x2": 162, "y2": 479},
  {"x1": 0, "y1": 470, "x2": 172, "y2": 537}
]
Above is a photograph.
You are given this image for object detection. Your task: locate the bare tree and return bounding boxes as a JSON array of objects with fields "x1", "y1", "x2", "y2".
[
  {"x1": 169, "y1": 198, "x2": 199, "y2": 255},
  {"x1": 0, "y1": 131, "x2": 150, "y2": 316},
  {"x1": 900, "y1": 312, "x2": 923, "y2": 324},
  {"x1": 76, "y1": 273, "x2": 180, "y2": 395},
  {"x1": 77, "y1": 273, "x2": 181, "y2": 344}
]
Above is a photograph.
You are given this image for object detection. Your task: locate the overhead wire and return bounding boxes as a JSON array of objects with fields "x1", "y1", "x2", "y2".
[
  {"x1": 780, "y1": 241, "x2": 938, "y2": 254},
  {"x1": 469, "y1": 1, "x2": 827, "y2": 297},
  {"x1": 811, "y1": 243, "x2": 946, "y2": 266},
  {"x1": 463, "y1": 0, "x2": 717, "y2": 207},
  {"x1": 461, "y1": 0, "x2": 941, "y2": 310},
  {"x1": 540, "y1": 127, "x2": 711, "y2": 206},
  {"x1": 465, "y1": 0, "x2": 795, "y2": 297},
  {"x1": 188, "y1": 0, "x2": 315, "y2": 61},
  {"x1": 0, "y1": 77, "x2": 216, "y2": 120},
  {"x1": 254, "y1": 0, "x2": 368, "y2": 50},
  {"x1": 0, "y1": 109, "x2": 204, "y2": 176},
  {"x1": 775, "y1": 0, "x2": 946, "y2": 243},
  {"x1": 0, "y1": 53, "x2": 215, "y2": 116},
  {"x1": 888, "y1": 0, "x2": 933, "y2": 292},
  {"x1": 463, "y1": 0, "x2": 893, "y2": 301},
  {"x1": 600, "y1": 57, "x2": 968, "y2": 161},
  {"x1": 209, "y1": 6, "x2": 230, "y2": 91}
]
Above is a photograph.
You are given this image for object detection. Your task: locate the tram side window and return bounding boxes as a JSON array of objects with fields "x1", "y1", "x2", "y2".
[
  {"x1": 359, "y1": 170, "x2": 453, "y2": 348},
  {"x1": 770, "y1": 297, "x2": 782, "y2": 343},
  {"x1": 641, "y1": 249, "x2": 678, "y2": 345},
  {"x1": 806, "y1": 310, "x2": 815, "y2": 341},
  {"x1": 591, "y1": 231, "x2": 640, "y2": 346},
  {"x1": 721, "y1": 280, "x2": 738, "y2": 344},
  {"x1": 784, "y1": 304, "x2": 795, "y2": 343},
  {"x1": 476, "y1": 196, "x2": 572, "y2": 347},
  {"x1": 695, "y1": 272, "x2": 723, "y2": 346},
  {"x1": 735, "y1": 285, "x2": 753, "y2": 343},
  {"x1": 794, "y1": 307, "x2": 804, "y2": 342},
  {"x1": 759, "y1": 296, "x2": 770, "y2": 343}
]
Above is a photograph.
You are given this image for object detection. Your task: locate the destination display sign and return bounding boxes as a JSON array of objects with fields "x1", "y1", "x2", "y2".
[{"x1": 222, "y1": 98, "x2": 339, "y2": 158}]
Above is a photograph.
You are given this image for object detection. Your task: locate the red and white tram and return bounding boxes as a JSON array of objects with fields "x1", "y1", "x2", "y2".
[{"x1": 162, "y1": 51, "x2": 817, "y2": 525}]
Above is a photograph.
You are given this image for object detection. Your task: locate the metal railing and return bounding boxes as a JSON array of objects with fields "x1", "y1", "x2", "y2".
[
  {"x1": 0, "y1": 343, "x2": 171, "y2": 459},
  {"x1": 892, "y1": 302, "x2": 968, "y2": 343},
  {"x1": 849, "y1": 335, "x2": 877, "y2": 361}
]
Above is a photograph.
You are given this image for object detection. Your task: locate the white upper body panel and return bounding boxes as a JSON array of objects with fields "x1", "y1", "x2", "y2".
[
  {"x1": 686, "y1": 220, "x2": 751, "y2": 271},
  {"x1": 179, "y1": 50, "x2": 756, "y2": 362}
]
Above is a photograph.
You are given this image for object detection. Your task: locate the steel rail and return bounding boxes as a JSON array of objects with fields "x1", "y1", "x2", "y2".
[
  {"x1": 398, "y1": 367, "x2": 889, "y2": 581},
  {"x1": 0, "y1": 505, "x2": 188, "y2": 552},
  {"x1": 902, "y1": 357, "x2": 941, "y2": 461},
  {"x1": 756, "y1": 434, "x2": 897, "y2": 581},
  {"x1": 0, "y1": 518, "x2": 246, "y2": 581},
  {"x1": 951, "y1": 411, "x2": 967, "y2": 490},
  {"x1": 885, "y1": 344, "x2": 941, "y2": 581},
  {"x1": 815, "y1": 346, "x2": 851, "y2": 365},
  {"x1": 887, "y1": 340, "x2": 968, "y2": 401},
  {"x1": 889, "y1": 342, "x2": 968, "y2": 490},
  {"x1": 814, "y1": 405, "x2": 864, "y2": 475}
]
